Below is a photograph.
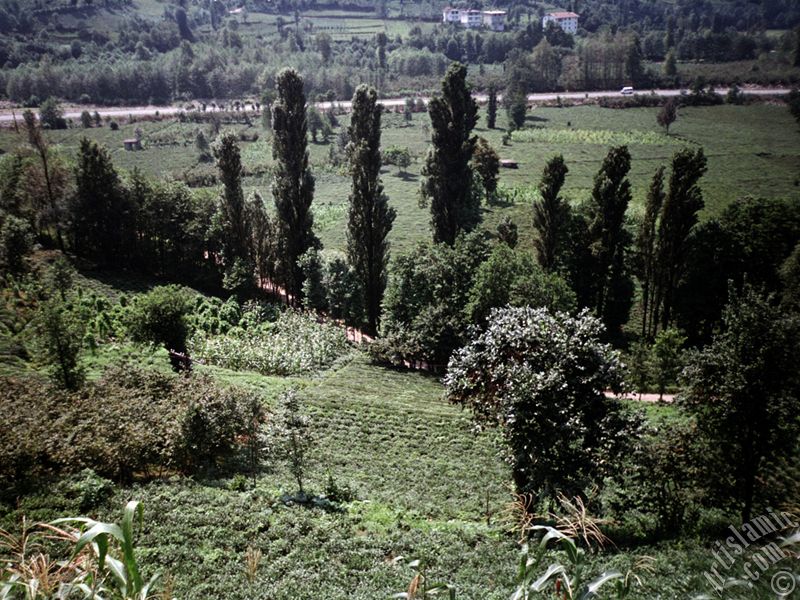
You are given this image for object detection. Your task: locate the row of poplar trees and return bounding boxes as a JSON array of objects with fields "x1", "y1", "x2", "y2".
[
  {"x1": 529, "y1": 144, "x2": 707, "y2": 340},
  {"x1": 214, "y1": 68, "x2": 395, "y2": 335}
]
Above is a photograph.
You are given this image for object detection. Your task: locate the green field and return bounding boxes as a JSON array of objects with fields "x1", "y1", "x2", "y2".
[{"x1": 4, "y1": 101, "x2": 798, "y2": 256}]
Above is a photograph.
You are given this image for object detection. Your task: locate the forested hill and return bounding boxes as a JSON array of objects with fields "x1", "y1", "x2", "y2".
[{"x1": 0, "y1": 0, "x2": 797, "y2": 107}]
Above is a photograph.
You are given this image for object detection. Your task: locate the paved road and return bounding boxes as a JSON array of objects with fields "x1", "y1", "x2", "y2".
[
  {"x1": 0, "y1": 87, "x2": 790, "y2": 124},
  {"x1": 605, "y1": 391, "x2": 675, "y2": 404}
]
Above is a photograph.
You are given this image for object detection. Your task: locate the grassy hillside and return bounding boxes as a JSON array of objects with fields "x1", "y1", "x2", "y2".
[{"x1": 0, "y1": 347, "x2": 727, "y2": 599}]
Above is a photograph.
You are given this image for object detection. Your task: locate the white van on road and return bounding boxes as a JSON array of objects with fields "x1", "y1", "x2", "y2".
[{"x1": 620, "y1": 86, "x2": 634, "y2": 95}]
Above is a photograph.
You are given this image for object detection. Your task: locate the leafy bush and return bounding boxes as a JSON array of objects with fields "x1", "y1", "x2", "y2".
[
  {"x1": 0, "y1": 365, "x2": 261, "y2": 484},
  {"x1": 126, "y1": 285, "x2": 194, "y2": 371},
  {"x1": 189, "y1": 309, "x2": 349, "y2": 375},
  {"x1": 445, "y1": 306, "x2": 643, "y2": 503},
  {"x1": 57, "y1": 469, "x2": 115, "y2": 512}
]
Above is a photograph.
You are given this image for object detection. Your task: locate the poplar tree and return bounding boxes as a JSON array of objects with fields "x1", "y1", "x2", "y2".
[
  {"x1": 421, "y1": 62, "x2": 479, "y2": 245},
  {"x1": 346, "y1": 85, "x2": 396, "y2": 334},
  {"x1": 272, "y1": 68, "x2": 318, "y2": 304},
  {"x1": 532, "y1": 155, "x2": 569, "y2": 272},
  {"x1": 653, "y1": 147, "x2": 707, "y2": 330},
  {"x1": 486, "y1": 83, "x2": 497, "y2": 129},
  {"x1": 637, "y1": 167, "x2": 665, "y2": 339},
  {"x1": 213, "y1": 132, "x2": 251, "y2": 266},
  {"x1": 587, "y1": 145, "x2": 634, "y2": 335}
]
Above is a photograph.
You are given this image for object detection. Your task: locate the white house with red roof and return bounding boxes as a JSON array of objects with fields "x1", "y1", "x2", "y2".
[{"x1": 542, "y1": 11, "x2": 579, "y2": 34}]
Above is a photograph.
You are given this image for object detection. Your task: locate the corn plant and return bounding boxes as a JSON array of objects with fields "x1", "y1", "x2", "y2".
[
  {"x1": 512, "y1": 526, "x2": 641, "y2": 600},
  {"x1": 51, "y1": 500, "x2": 161, "y2": 600},
  {"x1": 0, "y1": 517, "x2": 90, "y2": 600},
  {"x1": 392, "y1": 557, "x2": 456, "y2": 599}
]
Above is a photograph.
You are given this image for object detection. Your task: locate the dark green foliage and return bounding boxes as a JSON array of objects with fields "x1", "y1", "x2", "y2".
[
  {"x1": 421, "y1": 63, "x2": 479, "y2": 246},
  {"x1": 80, "y1": 110, "x2": 92, "y2": 129},
  {"x1": 637, "y1": 167, "x2": 666, "y2": 340},
  {"x1": 126, "y1": 171, "x2": 221, "y2": 288},
  {"x1": 465, "y1": 244, "x2": 575, "y2": 324},
  {"x1": 272, "y1": 68, "x2": 319, "y2": 304},
  {"x1": 32, "y1": 296, "x2": 86, "y2": 391},
  {"x1": 22, "y1": 110, "x2": 65, "y2": 250},
  {"x1": 39, "y1": 97, "x2": 66, "y2": 130},
  {"x1": 0, "y1": 366, "x2": 259, "y2": 484},
  {"x1": 0, "y1": 213, "x2": 33, "y2": 274},
  {"x1": 657, "y1": 99, "x2": 678, "y2": 133},
  {"x1": 496, "y1": 215, "x2": 518, "y2": 248},
  {"x1": 780, "y1": 241, "x2": 800, "y2": 312},
  {"x1": 213, "y1": 132, "x2": 254, "y2": 295},
  {"x1": 382, "y1": 146, "x2": 411, "y2": 173},
  {"x1": 681, "y1": 284, "x2": 800, "y2": 522},
  {"x1": 324, "y1": 256, "x2": 362, "y2": 323},
  {"x1": 650, "y1": 327, "x2": 686, "y2": 400},
  {"x1": 472, "y1": 137, "x2": 500, "y2": 202},
  {"x1": 789, "y1": 88, "x2": 800, "y2": 125},
  {"x1": 663, "y1": 50, "x2": 677, "y2": 77},
  {"x1": 377, "y1": 233, "x2": 488, "y2": 366},
  {"x1": 586, "y1": 146, "x2": 634, "y2": 336},
  {"x1": 307, "y1": 107, "x2": 324, "y2": 143},
  {"x1": 213, "y1": 132, "x2": 250, "y2": 265},
  {"x1": 486, "y1": 84, "x2": 497, "y2": 129},
  {"x1": 71, "y1": 138, "x2": 133, "y2": 264},
  {"x1": 507, "y1": 90, "x2": 527, "y2": 131},
  {"x1": 268, "y1": 388, "x2": 314, "y2": 494},
  {"x1": 446, "y1": 306, "x2": 636, "y2": 502},
  {"x1": 126, "y1": 285, "x2": 193, "y2": 371},
  {"x1": 346, "y1": 85, "x2": 395, "y2": 334},
  {"x1": 676, "y1": 198, "x2": 800, "y2": 343},
  {"x1": 532, "y1": 155, "x2": 569, "y2": 272},
  {"x1": 175, "y1": 7, "x2": 194, "y2": 42},
  {"x1": 248, "y1": 192, "x2": 278, "y2": 290},
  {"x1": 298, "y1": 248, "x2": 327, "y2": 312},
  {"x1": 653, "y1": 148, "x2": 707, "y2": 333},
  {"x1": 613, "y1": 421, "x2": 706, "y2": 535}
]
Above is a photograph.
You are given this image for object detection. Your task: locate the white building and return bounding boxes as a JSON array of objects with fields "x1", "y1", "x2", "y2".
[
  {"x1": 460, "y1": 9, "x2": 482, "y2": 28},
  {"x1": 441, "y1": 8, "x2": 507, "y2": 31},
  {"x1": 482, "y1": 10, "x2": 506, "y2": 31},
  {"x1": 442, "y1": 6, "x2": 461, "y2": 24},
  {"x1": 542, "y1": 11, "x2": 579, "y2": 35}
]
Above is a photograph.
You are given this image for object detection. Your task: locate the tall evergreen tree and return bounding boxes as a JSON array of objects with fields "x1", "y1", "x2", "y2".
[
  {"x1": 71, "y1": 138, "x2": 131, "y2": 263},
  {"x1": 653, "y1": 147, "x2": 707, "y2": 330},
  {"x1": 421, "y1": 62, "x2": 479, "y2": 245},
  {"x1": 486, "y1": 83, "x2": 497, "y2": 129},
  {"x1": 636, "y1": 166, "x2": 665, "y2": 339},
  {"x1": 346, "y1": 85, "x2": 396, "y2": 334},
  {"x1": 587, "y1": 145, "x2": 634, "y2": 336},
  {"x1": 272, "y1": 68, "x2": 319, "y2": 304},
  {"x1": 213, "y1": 132, "x2": 251, "y2": 266},
  {"x1": 532, "y1": 155, "x2": 569, "y2": 272}
]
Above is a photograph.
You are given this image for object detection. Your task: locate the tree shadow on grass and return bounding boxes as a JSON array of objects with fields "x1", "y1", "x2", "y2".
[{"x1": 392, "y1": 171, "x2": 418, "y2": 182}]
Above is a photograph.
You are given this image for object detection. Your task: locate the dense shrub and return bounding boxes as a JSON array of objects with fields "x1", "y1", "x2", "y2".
[
  {"x1": 189, "y1": 309, "x2": 349, "y2": 375},
  {"x1": 0, "y1": 365, "x2": 260, "y2": 484}
]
